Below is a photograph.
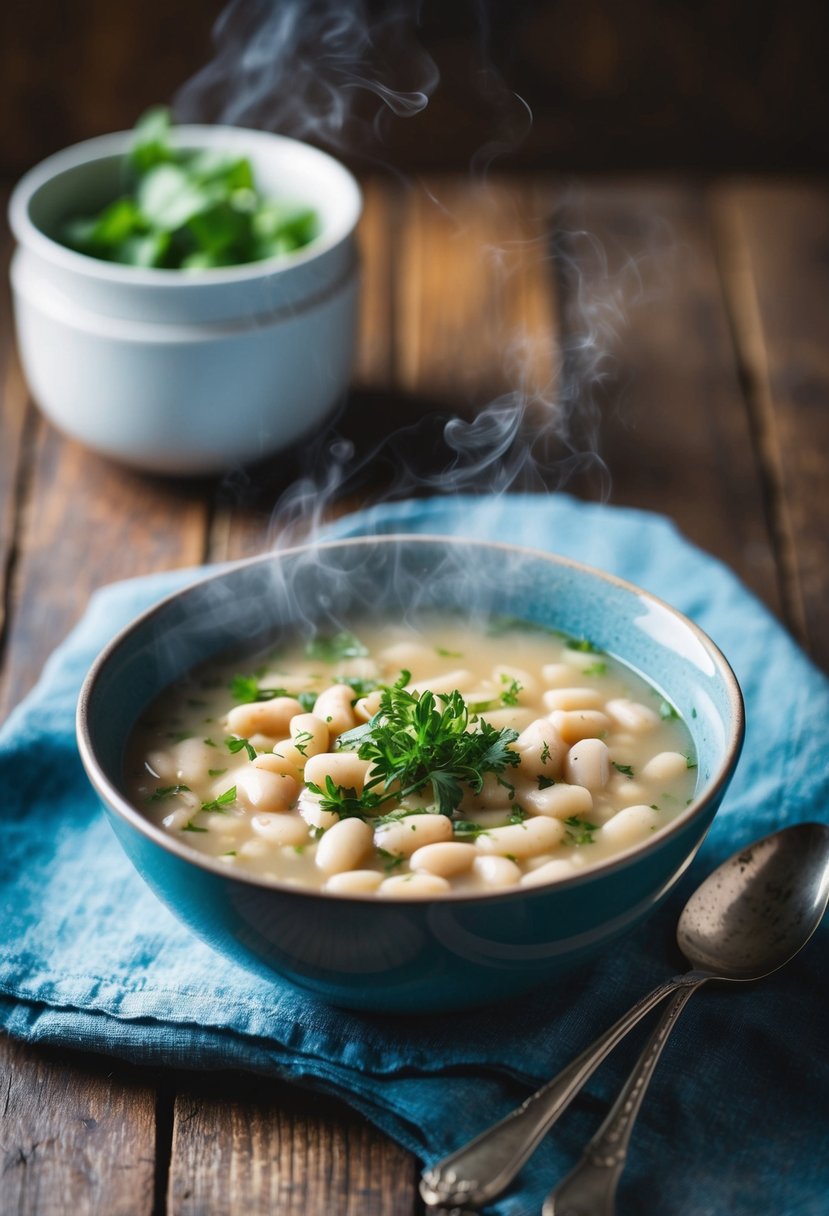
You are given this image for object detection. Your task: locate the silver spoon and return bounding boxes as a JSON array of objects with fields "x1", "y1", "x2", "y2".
[{"x1": 420, "y1": 822, "x2": 829, "y2": 1212}]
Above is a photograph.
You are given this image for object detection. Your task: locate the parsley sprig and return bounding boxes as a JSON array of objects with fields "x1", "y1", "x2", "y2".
[{"x1": 315, "y1": 684, "x2": 520, "y2": 820}]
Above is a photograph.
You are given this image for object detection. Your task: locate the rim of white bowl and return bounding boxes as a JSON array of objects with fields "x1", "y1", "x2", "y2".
[
  {"x1": 76, "y1": 534, "x2": 746, "y2": 906},
  {"x1": 9, "y1": 125, "x2": 363, "y2": 287}
]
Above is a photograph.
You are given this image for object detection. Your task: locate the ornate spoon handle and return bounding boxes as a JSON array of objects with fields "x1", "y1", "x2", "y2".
[
  {"x1": 419, "y1": 973, "x2": 704, "y2": 1211},
  {"x1": 543, "y1": 979, "x2": 706, "y2": 1216}
]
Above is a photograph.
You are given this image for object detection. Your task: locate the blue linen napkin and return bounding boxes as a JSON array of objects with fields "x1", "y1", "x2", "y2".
[{"x1": 1, "y1": 493, "x2": 828, "y2": 1216}]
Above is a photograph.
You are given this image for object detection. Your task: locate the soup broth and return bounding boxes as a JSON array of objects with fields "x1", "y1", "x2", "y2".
[{"x1": 126, "y1": 616, "x2": 697, "y2": 896}]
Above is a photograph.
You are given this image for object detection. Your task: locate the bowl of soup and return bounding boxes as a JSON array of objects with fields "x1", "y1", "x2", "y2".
[
  {"x1": 8, "y1": 125, "x2": 361, "y2": 474},
  {"x1": 77, "y1": 535, "x2": 744, "y2": 1012}
]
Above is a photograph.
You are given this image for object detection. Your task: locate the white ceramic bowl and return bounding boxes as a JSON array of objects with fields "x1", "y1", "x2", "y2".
[{"x1": 8, "y1": 127, "x2": 362, "y2": 475}]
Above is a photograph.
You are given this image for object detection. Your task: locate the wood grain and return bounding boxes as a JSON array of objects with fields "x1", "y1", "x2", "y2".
[
  {"x1": 0, "y1": 1039, "x2": 157, "y2": 1216},
  {"x1": 552, "y1": 181, "x2": 780, "y2": 613},
  {"x1": 167, "y1": 1075, "x2": 417, "y2": 1216},
  {"x1": 711, "y1": 182, "x2": 829, "y2": 670},
  {"x1": 0, "y1": 427, "x2": 208, "y2": 718}
]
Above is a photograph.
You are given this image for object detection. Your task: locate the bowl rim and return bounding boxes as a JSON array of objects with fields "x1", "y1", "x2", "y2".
[
  {"x1": 8, "y1": 124, "x2": 363, "y2": 287},
  {"x1": 76, "y1": 533, "x2": 745, "y2": 906}
]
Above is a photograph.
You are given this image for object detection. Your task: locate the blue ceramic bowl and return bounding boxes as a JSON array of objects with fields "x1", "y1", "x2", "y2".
[{"x1": 77, "y1": 536, "x2": 744, "y2": 1013}]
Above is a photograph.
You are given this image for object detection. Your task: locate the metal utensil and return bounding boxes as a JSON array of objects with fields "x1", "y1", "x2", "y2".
[{"x1": 421, "y1": 822, "x2": 829, "y2": 1212}]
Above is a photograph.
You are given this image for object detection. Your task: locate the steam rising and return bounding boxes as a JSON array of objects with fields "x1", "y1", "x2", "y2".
[
  {"x1": 175, "y1": 0, "x2": 440, "y2": 159},
  {"x1": 175, "y1": 2, "x2": 673, "y2": 553}
]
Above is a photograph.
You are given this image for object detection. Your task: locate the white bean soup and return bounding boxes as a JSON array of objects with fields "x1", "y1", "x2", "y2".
[{"x1": 126, "y1": 616, "x2": 697, "y2": 897}]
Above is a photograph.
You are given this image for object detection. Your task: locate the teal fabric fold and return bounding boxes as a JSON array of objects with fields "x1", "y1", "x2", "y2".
[{"x1": 1, "y1": 494, "x2": 827, "y2": 1216}]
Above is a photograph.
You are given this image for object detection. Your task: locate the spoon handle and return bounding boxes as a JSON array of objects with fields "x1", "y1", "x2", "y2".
[
  {"x1": 419, "y1": 974, "x2": 698, "y2": 1211},
  {"x1": 542, "y1": 979, "x2": 706, "y2": 1216}
]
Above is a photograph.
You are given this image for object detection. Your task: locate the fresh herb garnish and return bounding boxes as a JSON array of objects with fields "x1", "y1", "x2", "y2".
[
  {"x1": 293, "y1": 729, "x2": 314, "y2": 757},
  {"x1": 612, "y1": 762, "x2": 635, "y2": 778},
  {"x1": 537, "y1": 775, "x2": 555, "y2": 790},
  {"x1": 508, "y1": 806, "x2": 529, "y2": 824},
  {"x1": 60, "y1": 107, "x2": 318, "y2": 269},
  {"x1": 201, "y1": 786, "x2": 237, "y2": 812},
  {"x1": 181, "y1": 821, "x2": 208, "y2": 833},
  {"x1": 566, "y1": 637, "x2": 603, "y2": 655},
  {"x1": 305, "y1": 631, "x2": 368, "y2": 663},
  {"x1": 148, "y1": 784, "x2": 191, "y2": 801},
  {"x1": 225, "y1": 735, "x2": 257, "y2": 761},
  {"x1": 685, "y1": 755, "x2": 697, "y2": 769},
  {"x1": 581, "y1": 661, "x2": 608, "y2": 677},
  {"x1": 229, "y1": 675, "x2": 294, "y2": 705},
  {"x1": 208, "y1": 768, "x2": 227, "y2": 778},
  {"x1": 376, "y1": 847, "x2": 406, "y2": 873},
  {"x1": 564, "y1": 815, "x2": 599, "y2": 845},
  {"x1": 659, "y1": 699, "x2": 680, "y2": 721}
]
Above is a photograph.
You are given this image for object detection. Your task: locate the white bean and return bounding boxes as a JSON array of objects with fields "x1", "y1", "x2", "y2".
[
  {"x1": 519, "y1": 781, "x2": 594, "y2": 820},
  {"x1": 297, "y1": 793, "x2": 340, "y2": 832},
  {"x1": 543, "y1": 687, "x2": 604, "y2": 712},
  {"x1": 313, "y1": 685, "x2": 360, "y2": 739},
  {"x1": 477, "y1": 706, "x2": 535, "y2": 732},
  {"x1": 410, "y1": 842, "x2": 477, "y2": 877},
  {"x1": 520, "y1": 858, "x2": 579, "y2": 887},
  {"x1": 639, "y1": 751, "x2": 691, "y2": 783},
  {"x1": 324, "y1": 870, "x2": 384, "y2": 894},
  {"x1": 315, "y1": 817, "x2": 373, "y2": 875},
  {"x1": 550, "y1": 709, "x2": 610, "y2": 743},
  {"x1": 226, "y1": 697, "x2": 304, "y2": 739},
  {"x1": 541, "y1": 662, "x2": 577, "y2": 687},
  {"x1": 379, "y1": 873, "x2": 452, "y2": 897},
  {"x1": 605, "y1": 698, "x2": 660, "y2": 734},
  {"x1": 601, "y1": 804, "x2": 661, "y2": 848},
  {"x1": 374, "y1": 814, "x2": 453, "y2": 857},
  {"x1": 475, "y1": 816, "x2": 565, "y2": 858},
  {"x1": 250, "y1": 812, "x2": 309, "y2": 846},
  {"x1": 236, "y1": 767, "x2": 299, "y2": 812},
  {"x1": 353, "y1": 690, "x2": 383, "y2": 722},
  {"x1": 303, "y1": 751, "x2": 372, "y2": 794},
  {"x1": 515, "y1": 718, "x2": 565, "y2": 780},
  {"x1": 460, "y1": 771, "x2": 517, "y2": 812},
  {"x1": 408, "y1": 669, "x2": 475, "y2": 695},
  {"x1": 289, "y1": 713, "x2": 329, "y2": 759},
  {"x1": 605, "y1": 774, "x2": 651, "y2": 807},
  {"x1": 269, "y1": 740, "x2": 307, "y2": 776},
  {"x1": 493, "y1": 665, "x2": 538, "y2": 699},
  {"x1": 472, "y1": 855, "x2": 522, "y2": 888},
  {"x1": 564, "y1": 739, "x2": 610, "y2": 790},
  {"x1": 253, "y1": 750, "x2": 302, "y2": 779}
]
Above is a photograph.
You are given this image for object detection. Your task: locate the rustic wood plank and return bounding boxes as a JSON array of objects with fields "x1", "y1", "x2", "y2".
[
  {"x1": 167, "y1": 1074, "x2": 417, "y2": 1216},
  {"x1": 552, "y1": 182, "x2": 781, "y2": 612},
  {"x1": 0, "y1": 427, "x2": 208, "y2": 719},
  {"x1": 0, "y1": 191, "x2": 33, "y2": 666},
  {"x1": 0, "y1": 1038, "x2": 157, "y2": 1216},
  {"x1": 396, "y1": 176, "x2": 559, "y2": 409},
  {"x1": 711, "y1": 182, "x2": 829, "y2": 670}
]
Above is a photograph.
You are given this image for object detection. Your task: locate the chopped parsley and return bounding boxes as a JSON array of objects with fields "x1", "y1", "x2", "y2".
[
  {"x1": 537, "y1": 775, "x2": 555, "y2": 790},
  {"x1": 225, "y1": 735, "x2": 256, "y2": 761},
  {"x1": 376, "y1": 847, "x2": 405, "y2": 873},
  {"x1": 564, "y1": 815, "x2": 599, "y2": 845},
  {"x1": 148, "y1": 784, "x2": 191, "y2": 801},
  {"x1": 436, "y1": 646, "x2": 463, "y2": 658},
  {"x1": 581, "y1": 661, "x2": 608, "y2": 677},
  {"x1": 181, "y1": 821, "x2": 208, "y2": 833},
  {"x1": 305, "y1": 631, "x2": 368, "y2": 663},
  {"x1": 207, "y1": 767, "x2": 227, "y2": 778},
  {"x1": 293, "y1": 729, "x2": 314, "y2": 757},
  {"x1": 201, "y1": 786, "x2": 237, "y2": 812},
  {"x1": 612, "y1": 762, "x2": 635, "y2": 778},
  {"x1": 658, "y1": 699, "x2": 680, "y2": 721},
  {"x1": 230, "y1": 675, "x2": 292, "y2": 704}
]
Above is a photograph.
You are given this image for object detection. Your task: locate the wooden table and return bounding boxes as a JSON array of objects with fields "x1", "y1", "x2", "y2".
[{"x1": 1, "y1": 175, "x2": 827, "y2": 1214}]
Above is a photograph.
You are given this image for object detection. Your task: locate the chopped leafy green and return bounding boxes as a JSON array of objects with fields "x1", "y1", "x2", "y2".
[
  {"x1": 181, "y1": 821, "x2": 208, "y2": 833},
  {"x1": 148, "y1": 784, "x2": 190, "y2": 801},
  {"x1": 566, "y1": 637, "x2": 603, "y2": 655},
  {"x1": 208, "y1": 768, "x2": 227, "y2": 778},
  {"x1": 376, "y1": 847, "x2": 405, "y2": 874},
  {"x1": 436, "y1": 646, "x2": 463, "y2": 658},
  {"x1": 612, "y1": 762, "x2": 635, "y2": 778},
  {"x1": 59, "y1": 108, "x2": 318, "y2": 270},
  {"x1": 225, "y1": 735, "x2": 256, "y2": 761},
  {"x1": 564, "y1": 815, "x2": 599, "y2": 845},
  {"x1": 537, "y1": 775, "x2": 555, "y2": 790},
  {"x1": 201, "y1": 786, "x2": 237, "y2": 812},
  {"x1": 659, "y1": 699, "x2": 680, "y2": 721},
  {"x1": 305, "y1": 631, "x2": 369, "y2": 663},
  {"x1": 581, "y1": 661, "x2": 608, "y2": 677}
]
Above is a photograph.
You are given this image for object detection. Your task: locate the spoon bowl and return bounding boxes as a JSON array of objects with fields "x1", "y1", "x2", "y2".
[
  {"x1": 677, "y1": 821, "x2": 829, "y2": 980},
  {"x1": 421, "y1": 822, "x2": 829, "y2": 1211}
]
